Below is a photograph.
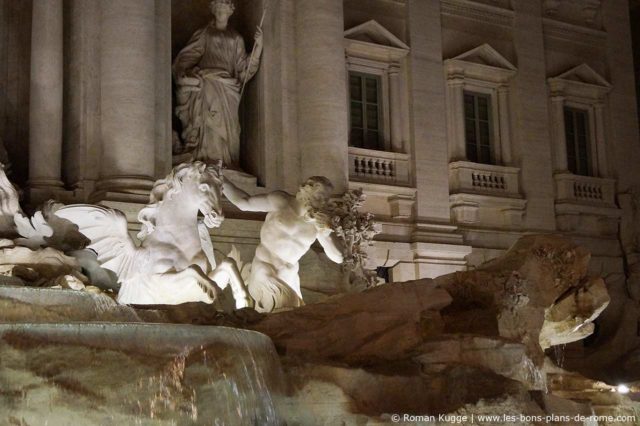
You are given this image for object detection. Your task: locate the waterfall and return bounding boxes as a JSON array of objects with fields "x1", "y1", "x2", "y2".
[{"x1": 0, "y1": 323, "x2": 285, "y2": 425}]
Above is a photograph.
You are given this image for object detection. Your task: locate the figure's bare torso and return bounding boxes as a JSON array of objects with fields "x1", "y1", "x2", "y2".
[{"x1": 255, "y1": 204, "x2": 318, "y2": 270}]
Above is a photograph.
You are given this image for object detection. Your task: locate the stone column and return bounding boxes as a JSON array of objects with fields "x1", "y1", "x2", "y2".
[
  {"x1": 550, "y1": 95, "x2": 567, "y2": 172},
  {"x1": 447, "y1": 77, "x2": 466, "y2": 161},
  {"x1": 593, "y1": 102, "x2": 609, "y2": 177},
  {"x1": 97, "y1": 0, "x2": 156, "y2": 196},
  {"x1": 406, "y1": 0, "x2": 464, "y2": 249},
  {"x1": 511, "y1": 0, "x2": 557, "y2": 230},
  {"x1": 389, "y1": 65, "x2": 403, "y2": 152},
  {"x1": 29, "y1": 0, "x2": 64, "y2": 191},
  {"x1": 154, "y1": 0, "x2": 173, "y2": 179},
  {"x1": 295, "y1": 0, "x2": 348, "y2": 192},
  {"x1": 497, "y1": 85, "x2": 512, "y2": 165}
]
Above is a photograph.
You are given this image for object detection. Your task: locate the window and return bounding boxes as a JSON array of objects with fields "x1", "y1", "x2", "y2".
[
  {"x1": 564, "y1": 107, "x2": 590, "y2": 176},
  {"x1": 349, "y1": 72, "x2": 383, "y2": 150},
  {"x1": 464, "y1": 92, "x2": 492, "y2": 164}
]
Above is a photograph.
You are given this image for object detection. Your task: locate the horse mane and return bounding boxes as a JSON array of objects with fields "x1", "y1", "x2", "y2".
[{"x1": 137, "y1": 161, "x2": 222, "y2": 240}]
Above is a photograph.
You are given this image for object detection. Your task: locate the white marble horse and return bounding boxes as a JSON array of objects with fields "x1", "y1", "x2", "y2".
[{"x1": 55, "y1": 161, "x2": 252, "y2": 308}]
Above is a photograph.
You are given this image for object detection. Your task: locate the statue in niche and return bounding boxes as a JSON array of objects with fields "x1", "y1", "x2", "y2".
[
  {"x1": 173, "y1": 0, "x2": 263, "y2": 168},
  {"x1": 223, "y1": 176, "x2": 345, "y2": 312}
]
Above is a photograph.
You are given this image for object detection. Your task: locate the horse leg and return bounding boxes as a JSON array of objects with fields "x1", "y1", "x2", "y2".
[
  {"x1": 209, "y1": 257, "x2": 254, "y2": 309},
  {"x1": 164, "y1": 265, "x2": 223, "y2": 303}
]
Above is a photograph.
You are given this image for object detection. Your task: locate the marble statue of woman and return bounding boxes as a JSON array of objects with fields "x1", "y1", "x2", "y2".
[{"x1": 173, "y1": 0, "x2": 263, "y2": 168}]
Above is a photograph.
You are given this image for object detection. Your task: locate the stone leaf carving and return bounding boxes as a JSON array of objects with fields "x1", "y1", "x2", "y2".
[{"x1": 326, "y1": 188, "x2": 381, "y2": 291}]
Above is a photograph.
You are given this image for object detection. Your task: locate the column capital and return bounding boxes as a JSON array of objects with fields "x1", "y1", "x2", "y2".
[
  {"x1": 447, "y1": 76, "x2": 465, "y2": 87},
  {"x1": 388, "y1": 64, "x2": 401, "y2": 75}
]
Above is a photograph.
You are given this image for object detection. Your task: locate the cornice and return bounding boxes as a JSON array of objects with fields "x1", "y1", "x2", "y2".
[
  {"x1": 542, "y1": 17, "x2": 606, "y2": 47},
  {"x1": 440, "y1": 0, "x2": 514, "y2": 29}
]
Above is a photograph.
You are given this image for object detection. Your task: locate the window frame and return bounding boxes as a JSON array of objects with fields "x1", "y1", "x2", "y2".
[
  {"x1": 444, "y1": 47, "x2": 517, "y2": 167},
  {"x1": 547, "y1": 64, "x2": 612, "y2": 178},
  {"x1": 563, "y1": 105, "x2": 593, "y2": 176},
  {"x1": 463, "y1": 90, "x2": 495, "y2": 165},
  {"x1": 348, "y1": 71, "x2": 384, "y2": 151}
]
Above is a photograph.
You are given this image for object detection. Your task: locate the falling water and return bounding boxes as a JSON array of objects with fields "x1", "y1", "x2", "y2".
[
  {"x1": 522, "y1": 356, "x2": 547, "y2": 392},
  {"x1": 91, "y1": 292, "x2": 118, "y2": 315},
  {"x1": 0, "y1": 323, "x2": 284, "y2": 425},
  {"x1": 553, "y1": 344, "x2": 566, "y2": 369}
]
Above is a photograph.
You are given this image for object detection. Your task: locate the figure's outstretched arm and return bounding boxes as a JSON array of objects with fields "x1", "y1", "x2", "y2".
[
  {"x1": 222, "y1": 176, "x2": 287, "y2": 212},
  {"x1": 317, "y1": 230, "x2": 345, "y2": 264}
]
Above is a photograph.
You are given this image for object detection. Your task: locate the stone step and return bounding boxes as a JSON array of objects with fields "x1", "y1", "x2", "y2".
[
  {"x1": 0, "y1": 322, "x2": 285, "y2": 425},
  {"x1": 0, "y1": 285, "x2": 148, "y2": 323},
  {"x1": 0, "y1": 321, "x2": 273, "y2": 355}
]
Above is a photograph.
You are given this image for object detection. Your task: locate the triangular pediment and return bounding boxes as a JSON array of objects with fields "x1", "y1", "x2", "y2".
[
  {"x1": 552, "y1": 64, "x2": 610, "y2": 88},
  {"x1": 450, "y1": 44, "x2": 516, "y2": 71},
  {"x1": 344, "y1": 20, "x2": 409, "y2": 50}
]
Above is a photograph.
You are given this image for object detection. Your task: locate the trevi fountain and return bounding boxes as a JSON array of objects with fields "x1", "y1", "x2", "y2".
[{"x1": 1, "y1": 0, "x2": 640, "y2": 425}]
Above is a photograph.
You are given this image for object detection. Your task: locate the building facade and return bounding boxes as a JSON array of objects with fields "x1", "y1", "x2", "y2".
[{"x1": 1, "y1": 0, "x2": 639, "y2": 375}]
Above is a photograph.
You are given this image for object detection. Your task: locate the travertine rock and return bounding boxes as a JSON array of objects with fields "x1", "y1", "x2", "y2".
[
  {"x1": 54, "y1": 274, "x2": 86, "y2": 291},
  {"x1": 249, "y1": 279, "x2": 452, "y2": 364},
  {"x1": 414, "y1": 335, "x2": 545, "y2": 390},
  {"x1": 0, "y1": 323, "x2": 284, "y2": 425},
  {"x1": 540, "y1": 277, "x2": 609, "y2": 349},
  {"x1": 435, "y1": 235, "x2": 597, "y2": 365},
  {"x1": 0, "y1": 241, "x2": 85, "y2": 282}
]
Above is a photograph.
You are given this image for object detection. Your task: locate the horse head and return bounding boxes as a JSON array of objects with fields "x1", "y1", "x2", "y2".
[{"x1": 137, "y1": 161, "x2": 224, "y2": 240}]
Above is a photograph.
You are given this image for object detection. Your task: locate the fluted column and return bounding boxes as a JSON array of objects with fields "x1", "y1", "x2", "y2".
[
  {"x1": 295, "y1": 0, "x2": 348, "y2": 192},
  {"x1": 29, "y1": 0, "x2": 64, "y2": 191},
  {"x1": 97, "y1": 0, "x2": 156, "y2": 195},
  {"x1": 389, "y1": 65, "x2": 403, "y2": 152},
  {"x1": 550, "y1": 95, "x2": 567, "y2": 172}
]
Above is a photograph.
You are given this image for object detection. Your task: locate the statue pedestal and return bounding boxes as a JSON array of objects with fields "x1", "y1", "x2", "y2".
[
  {"x1": 172, "y1": 154, "x2": 266, "y2": 195},
  {"x1": 224, "y1": 169, "x2": 267, "y2": 196}
]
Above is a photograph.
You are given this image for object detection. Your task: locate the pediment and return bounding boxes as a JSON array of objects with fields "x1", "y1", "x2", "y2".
[
  {"x1": 551, "y1": 64, "x2": 610, "y2": 88},
  {"x1": 449, "y1": 44, "x2": 516, "y2": 71},
  {"x1": 444, "y1": 44, "x2": 516, "y2": 83},
  {"x1": 344, "y1": 20, "x2": 409, "y2": 50}
]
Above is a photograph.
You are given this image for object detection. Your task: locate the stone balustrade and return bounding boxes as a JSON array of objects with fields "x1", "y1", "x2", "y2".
[
  {"x1": 554, "y1": 173, "x2": 616, "y2": 205},
  {"x1": 348, "y1": 147, "x2": 411, "y2": 187},
  {"x1": 449, "y1": 161, "x2": 521, "y2": 197}
]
